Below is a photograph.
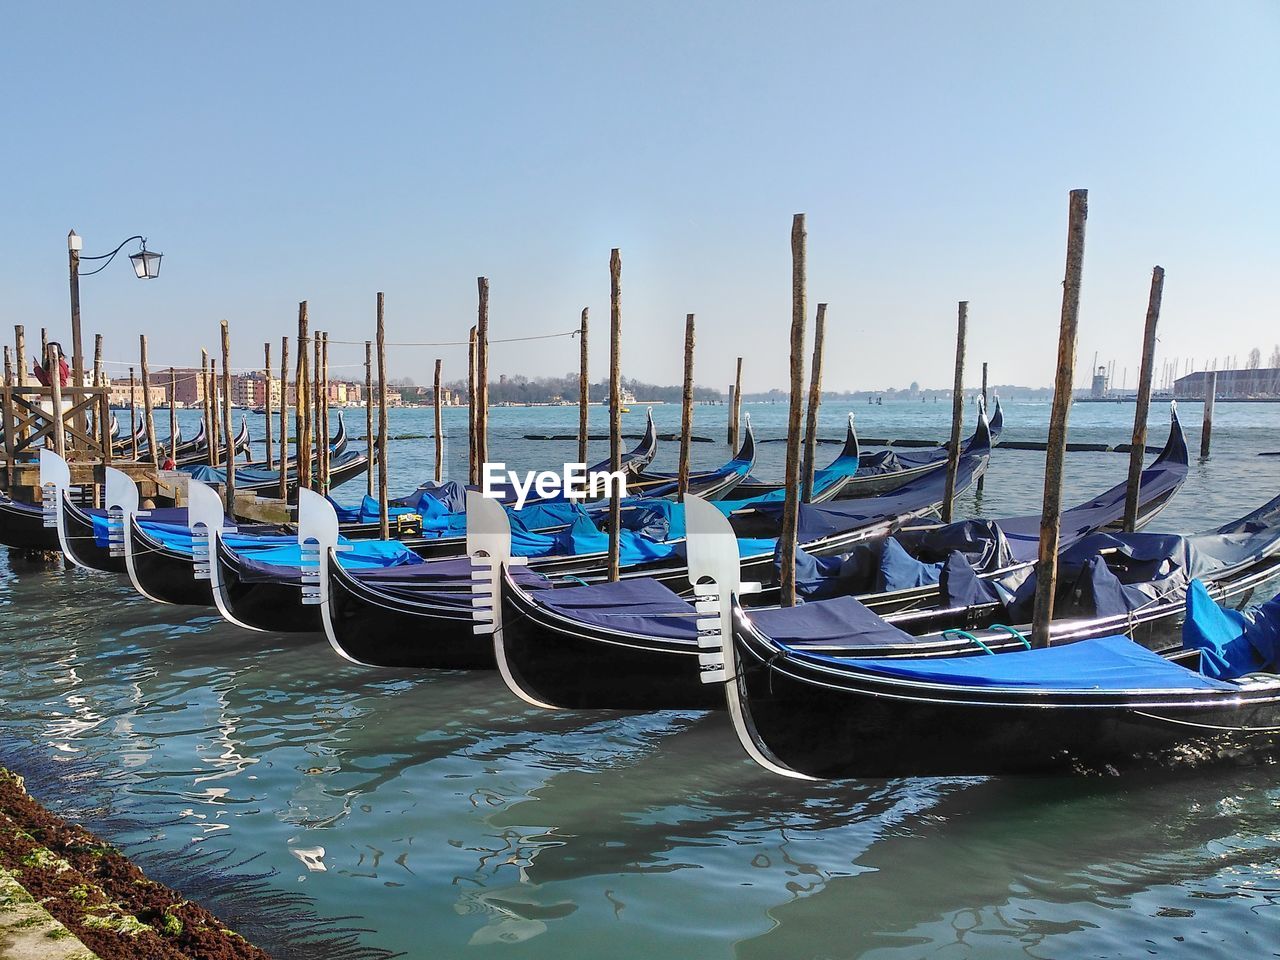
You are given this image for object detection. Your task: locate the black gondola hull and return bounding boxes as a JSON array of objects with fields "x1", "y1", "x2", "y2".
[
  {"x1": 127, "y1": 516, "x2": 214, "y2": 606},
  {"x1": 0, "y1": 497, "x2": 58, "y2": 551},
  {"x1": 327, "y1": 561, "x2": 495, "y2": 669}
]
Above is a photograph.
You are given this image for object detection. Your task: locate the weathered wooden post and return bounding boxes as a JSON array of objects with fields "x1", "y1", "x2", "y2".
[
  {"x1": 168, "y1": 368, "x2": 177, "y2": 463},
  {"x1": 976, "y1": 361, "x2": 989, "y2": 495},
  {"x1": 67, "y1": 231, "x2": 88, "y2": 441},
  {"x1": 608, "y1": 248, "x2": 623, "y2": 581},
  {"x1": 210, "y1": 359, "x2": 221, "y2": 463},
  {"x1": 128, "y1": 368, "x2": 137, "y2": 460},
  {"x1": 801, "y1": 303, "x2": 828, "y2": 502},
  {"x1": 364, "y1": 340, "x2": 374, "y2": 496},
  {"x1": 678, "y1": 313, "x2": 695, "y2": 500},
  {"x1": 263, "y1": 343, "x2": 273, "y2": 469},
  {"x1": 1200, "y1": 370, "x2": 1217, "y2": 460},
  {"x1": 14, "y1": 326, "x2": 27, "y2": 447},
  {"x1": 475, "y1": 278, "x2": 490, "y2": 473},
  {"x1": 94, "y1": 334, "x2": 111, "y2": 466},
  {"x1": 139, "y1": 336, "x2": 158, "y2": 469},
  {"x1": 942, "y1": 301, "x2": 968, "y2": 522},
  {"x1": 376, "y1": 292, "x2": 389, "y2": 538},
  {"x1": 221, "y1": 321, "x2": 235, "y2": 512},
  {"x1": 578, "y1": 307, "x2": 589, "y2": 466},
  {"x1": 48, "y1": 343, "x2": 67, "y2": 460},
  {"x1": 1032, "y1": 189, "x2": 1089, "y2": 648},
  {"x1": 726, "y1": 385, "x2": 735, "y2": 442},
  {"x1": 296, "y1": 302, "x2": 310, "y2": 496},
  {"x1": 313, "y1": 329, "x2": 323, "y2": 491},
  {"x1": 278, "y1": 336, "x2": 290, "y2": 501},
  {"x1": 780, "y1": 214, "x2": 808, "y2": 607},
  {"x1": 433, "y1": 358, "x2": 444, "y2": 482},
  {"x1": 1123, "y1": 266, "x2": 1165, "y2": 531},
  {"x1": 200, "y1": 350, "x2": 212, "y2": 466},
  {"x1": 321, "y1": 331, "x2": 331, "y2": 490},
  {"x1": 467, "y1": 326, "x2": 477, "y2": 484},
  {"x1": 728, "y1": 357, "x2": 743, "y2": 447}
]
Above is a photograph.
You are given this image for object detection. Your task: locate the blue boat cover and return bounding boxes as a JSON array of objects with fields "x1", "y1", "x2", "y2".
[
  {"x1": 532, "y1": 577, "x2": 699, "y2": 640},
  {"x1": 877, "y1": 537, "x2": 943, "y2": 591},
  {"x1": 805, "y1": 634, "x2": 1234, "y2": 691},
  {"x1": 1182, "y1": 579, "x2": 1280, "y2": 680},
  {"x1": 939, "y1": 550, "x2": 1001, "y2": 607},
  {"x1": 751, "y1": 595, "x2": 917, "y2": 649}
]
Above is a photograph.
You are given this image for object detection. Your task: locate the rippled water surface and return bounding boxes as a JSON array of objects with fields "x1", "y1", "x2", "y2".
[{"x1": 3, "y1": 400, "x2": 1279, "y2": 958}]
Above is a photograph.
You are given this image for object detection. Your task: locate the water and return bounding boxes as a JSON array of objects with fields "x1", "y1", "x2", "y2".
[{"x1": 3, "y1": 399, "x2": 1280, "y2": 958}]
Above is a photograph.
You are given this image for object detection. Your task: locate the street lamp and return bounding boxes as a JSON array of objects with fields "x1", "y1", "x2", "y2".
[{"x1": 66, "y1": 230, "x2": 163, "y2": 427}]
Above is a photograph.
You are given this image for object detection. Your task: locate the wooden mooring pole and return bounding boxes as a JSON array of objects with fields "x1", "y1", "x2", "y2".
[
  {"x1": 433, "y1": 358, "x2": 444, "y2": 482},
  {"x1": 976, "y1": 361, "x2": 989, "y2": 495},
  {"x1": 313, "y1": 329, "x2": 323, "y2": 491},
  {"x1": 476, "y1": 279, "x2": 490, "y2": 474},
  {"x1": 94, "y1": 334, "x2": 111, "y2": 468},
  {"x1": 801, "y1": 303, "x2": 827, "y2": 502},
  {"x1": 1123, "y1": 266, "x2": 1165, "y2": 531},
  {"x1": 47, "y1": 343, "x2": 66, "y2": 460},
  {"x1": 942, "y1": 301, "x2": 968, "y2": 522},
  {"x1": 467, "y1": 326, "x2": 477, "y2": 484},
  {"x1": 728, "y1": 357, "x2": 743, "y2": 447},
  {"x1": 365, "y1": 340, "x2": 374, "y2": 496},
  {"x1": 296, "y1": 302, "x2": 310, "y2": 496},
  {"x1": 168, "y1": 368, "x2": 177, "y2": 463},
  {"x1": 1031, "y1": 188, "x2": 1089, "y2": 648},
  {"x1": 608, "y1": 249, "x2": 623, "y2": 582},
  {"x1": 376, "y1": 292, "x2": 389, "y2": 539},
  {"x1": 221, "y1": 321, "x2": 235, "y2": 512},
  {"x1": 210, "y1": 359, "x2": 221, "y2": 464},
  {"x1": 1201, "y1": 370, "x2": 1217, "y2": 460},
  {"x1": 578, "y1": 307, "x2": 589, "y2": 466},
  {"x1": 263, "y1": 343, "x2": 273, "y2": 469},
  {"x1": 779, "y1": 214, "x2": 808, "y2": 607},
  {"x1": 678, "y1": 313, "x2": 695, "y2": 500},
  {"x1": 278, "y1": 336, "x2": 290, "y2": 501},
  {"x1": 321, "y1": 331, "x2": 331, "y2": 490},
  {"x1": 139, "y1": 336, "x2": 158, "y2": 469},
  {"x1": 128, "y1": 368, "x2": 137, "y2": 460},
  {"x1": 200, "y1": 350, "x2": 212, "y2": 466}
]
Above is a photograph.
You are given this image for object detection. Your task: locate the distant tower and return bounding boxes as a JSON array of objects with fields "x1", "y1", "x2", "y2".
[{"x1": 1090, "y1": 365, "x2": 1109, "y2": 399}]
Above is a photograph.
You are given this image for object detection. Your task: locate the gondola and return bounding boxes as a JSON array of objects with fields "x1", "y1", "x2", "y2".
[
  {"x1": 720, "y1": 583, "x2": 1280, "y2": 778},
  {"x1": 314, "y1": 413, "x2": 985, "y2": 668},
  {"x1": 832, "y1": 396, "x2": 1004, "y2": 499},
  {"x1": 490, "y1": 422, "x2": 1192, "y2": 711},
  {"x1": 0, "y1": 491, "x2": 59, "y2": 551},
  {"x1": 181, "y1": 415, "x2": 366, "y2": 495}
]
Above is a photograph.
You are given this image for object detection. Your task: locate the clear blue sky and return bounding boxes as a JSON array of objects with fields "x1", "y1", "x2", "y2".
[{"x1": 3, "y1": 2, "x2": 1277, "y2": 392}]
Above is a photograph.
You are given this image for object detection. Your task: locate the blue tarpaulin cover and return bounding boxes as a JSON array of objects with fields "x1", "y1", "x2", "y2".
[
  {"x1": 1183, "y1": 579, "x2": 1280, "y2": 680},
  {"x1": 532, "y1": 578, "x2": 699, "y2": 640},
  {"x1": 801, "y1": 634, "x2": 1234, "y2": 691},
  {"x1": 750, "y1": 595, "x2": 917, "y2": 649}
]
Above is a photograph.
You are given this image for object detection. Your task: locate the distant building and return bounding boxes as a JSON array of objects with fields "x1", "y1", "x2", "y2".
[
  {"x1": 1090, "y1": 365, "x2": 1109, "y2": 399},
  {"x1": 1175, "y1": 368, "x2": 1280, "y2": 399}
]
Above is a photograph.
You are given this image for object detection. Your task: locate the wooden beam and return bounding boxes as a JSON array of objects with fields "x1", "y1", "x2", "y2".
[
  {"x1": 1200, "y1": 370, "x2": 1217, "y2": 460},
  {"x1": 476, "y1": 278, "x2": 490, "y2": 473},
  {"x1": 434, "y1": 357, "x2": 444, "y2": 482},
  {"x1": 678, "y1": 313, "x2": 695, "y2": 500},
  {"x1": 942, "y1": 301, "x2": 968, "y2": 522},
  {"x1": 1123, "y1": 266, "x2": 1164, "y2": 531},
  {"x1": 376, "y1": 292, "x2": 389, "y2": 538},
  {"x1": 139, "y1": 336, "x2": 158, "y2": 469},
  {"x1": 800, "y1": 304, "x2": 827, "y2": 502},
  {"x1": 221, "y1": 321, "x2": 235, "y2": 511},
  {"x1": 1032, "y1": 189, "x2": 1089, "y2": 648},
  {"x1": 608, "y1": 249, "x2": 623, "y2": 581},
  {"x1": 578, "y1": 307, "x2": 589, "y2": 466},
  {"x1": 263, "y1": 343, "x2": 273, "y2": 469},
  {"x1": 365, "y1": 340, "x2": 374, "y2": 496},
  {"x1": 779, "y1": 214, "x2": 808, "y2": 607},
  {"x1": 278, "y1": 335, "x2": 290, "y2": 501}
]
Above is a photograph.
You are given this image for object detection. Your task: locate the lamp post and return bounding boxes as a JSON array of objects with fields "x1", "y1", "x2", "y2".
[{"x1": 66, "y1": 230, "x2": 162, "y2": 442}]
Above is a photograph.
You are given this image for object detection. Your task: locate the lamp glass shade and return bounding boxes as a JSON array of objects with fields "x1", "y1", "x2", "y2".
[{"x1": 129, "y1": 249, "x2": 162, "y2": 279}]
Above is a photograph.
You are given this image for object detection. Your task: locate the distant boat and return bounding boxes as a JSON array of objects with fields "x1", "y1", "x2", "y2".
[{"x1": 252, "y1": 407, "x2": 267, "y2": 415}]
